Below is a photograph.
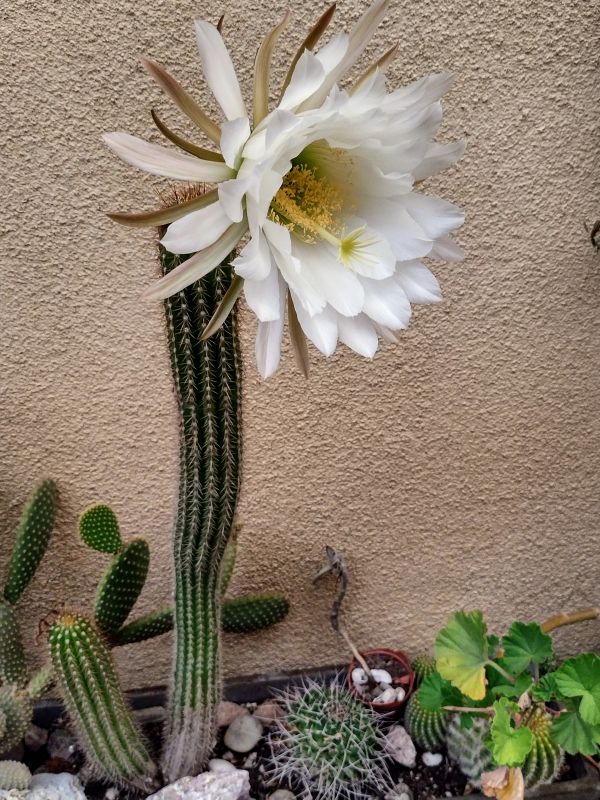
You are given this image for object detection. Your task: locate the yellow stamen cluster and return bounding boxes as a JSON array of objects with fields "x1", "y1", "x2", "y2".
[{"x1": 269, "y1": 164, "x2": 343, "y2": 243}]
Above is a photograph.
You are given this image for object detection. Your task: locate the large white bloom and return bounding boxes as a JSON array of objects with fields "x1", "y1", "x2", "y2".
[{"x1": 105, "y1": 1, "x2": 465, "y2": 377}]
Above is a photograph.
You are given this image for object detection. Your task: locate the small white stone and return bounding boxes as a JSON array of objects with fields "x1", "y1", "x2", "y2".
[
  {"x1": 209, "y1": 759, "x2": 238, "y2": 774},
  {"x1": 104, "y1": 789, "x2": 119, "y2": 800},
  {"x1": 371, "y1": 669, "x2": 393, "y2": 685},
  {"x1": 217, "y1": 701, "x2": 249, "y2": 727},
  {"x1": 27, "y1": 773, "x2": 87, "y2": 800},
  {"x1": 395, "y1": 687, "x2": 406, "y2": 702},
  {"x1": 372, "y1": 688, "x2": 397, "y2": 705},
  {"x1": 224, "y1": 713, "x2": 263, "y2": 753},
  {"x1": 351, "y1": 667, "x2": 368, "y2": 686},
  {"x1": 268, "y1": 791, "x2": 296, "y2": 800},
  {"x1": 384, "y1": 725, "x2": 417, "y2": 768},
  {"x1": 147, "y1": 769, "x2": 251, "y2": 800},
  {"x1": 422, "y1": 752, "x2": 443, "y2": 767}
]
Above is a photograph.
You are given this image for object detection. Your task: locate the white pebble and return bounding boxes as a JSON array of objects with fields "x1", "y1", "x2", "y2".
[
  {"x1": 209, "y1": 759, "x2": 238, "y2": 774},
  {"x1": 351, "y1": 667, "x2": 368, "y2": 686},
  {"x1": 395, "y1": 687, "x2": 406, "y2": 702},
  {"x1": 371, "y1": 669, "x2": 393, "y2": 685},
  {"x1": 223, "y1": 713, "x2": 263, "y2": 753},
  {"x1": 422, "y1": 752, "x2": 443, "y2": 767},
  {"x1": 372, "y1": 688, "x2": 397, "y2": 705}
]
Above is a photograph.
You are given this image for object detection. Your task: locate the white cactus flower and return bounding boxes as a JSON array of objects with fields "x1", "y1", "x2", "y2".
[{"x1": 105, "y1": 1, "x2": 465, "y2": 377}]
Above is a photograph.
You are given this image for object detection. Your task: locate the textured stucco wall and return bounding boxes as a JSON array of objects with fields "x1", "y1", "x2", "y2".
[{"x1": 1, "y1": 0, "x2": 599, "y2": 692}]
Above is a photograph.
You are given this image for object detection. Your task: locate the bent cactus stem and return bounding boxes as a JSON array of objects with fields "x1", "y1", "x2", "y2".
[{"x1": 160, "y1": 233, "x2": 242, "y2": 782}]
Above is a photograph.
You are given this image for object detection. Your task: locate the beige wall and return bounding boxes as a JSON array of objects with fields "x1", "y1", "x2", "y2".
[{"x1": 1, "y1": 0, "x2": 599, "y2": 691}]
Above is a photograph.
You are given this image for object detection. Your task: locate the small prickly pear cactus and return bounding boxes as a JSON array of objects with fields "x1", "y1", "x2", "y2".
[
  {"x1": 270, "y1": 680, "x2": 392, "y2": 800},
  {"x1": 48, "y1": 613, "x2": 157, "y2": 791},
  {"x1": 413, "y1": 653, "x2": 436, "y2": 686},
  {"x1": 446, "y1": 714, "x2": 493, "y2": 786},
  {"x1": 522, "y1": 708, "x2": 564, "y2": 789},
  {"x1": 79, "y1": 504, "x2": 123, "y2": 554},
  {"x1": 4, "y1": 480, "x2": 57, "y2": 605},
  {"x1": 0, "y1": 760, "x2": 32, "y2": 791},
  {"x1": 0, "y1": 687, "x2": 32, "y2": 752},
  {"x1": 222, "y1": 595, "x2": 290, "y2": 634},
  {"x1": 405, "y1": 689, "x2": 448, "y2": 751}
]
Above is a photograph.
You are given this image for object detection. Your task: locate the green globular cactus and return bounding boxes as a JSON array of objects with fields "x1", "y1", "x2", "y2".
[
  {"x1": 0, "y1": 603, "x2": 26, "y2": 687},
  {"x1": 48, "y1": 613, "x2": 157, "y2": 792},
  {"x1": 446, "y1": 714, "x2": 493, "y2": 786},
  {"x1": 222, "y1": 594, "x2": 290, "y2": 634},
  {"x1": 413, "y1": 653, "x2": 436, "y2": 686},
  {"x1": 0, "y1": 687, "x2": 32, "y2": 753},
  {"x1": 4, "y1": 480, "x2": 57, "y2": 605},
  {"x1": 160, "y1": 243, "x2": 242, "y2": 782},
  {"x1": 79, "y1": 504, "x2": 122, "y2": 554},
  {"x1": 270, "y1": 680, "x2": 392, "y2": 800},
  {"x1": 0, "y1": 760, "x2": 32, "y2": 791},
  {"x1": 404, "y1": 689, "x2": 448, "y2": 751},
  {"x1": 522, "y1": 708, "x2": 564, "y2": 789},
  {"x1": 94, "y1": 538, "x2": 150, "y2": 635}
]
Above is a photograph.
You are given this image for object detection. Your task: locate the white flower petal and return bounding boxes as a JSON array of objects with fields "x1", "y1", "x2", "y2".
[
  {"x1": 342, "y1": 219, "x2": 397, "y2": 280},
  {"x1": 255, "y1": 275, "x2": 286, "y2": 378},
  {"x1": 194, "y1": 21, "x2": 246, "y2": 121},
  {"x1": 143, "y1": 220, "x2": 247, "y2": 300},
  {"x1": 337, "y1": 314, "x2": 379, "y2": 357},
  {"x1": 279, "y1": 51, "x2": 326, "y2": 111},
  {"x1": 263, "y1": 219, "x2": 292, "y2": 255},
  {"x1": 244, "y1": 262, "x2": 282, "y2": 322},
  {"x1": 218, "y1": 176, "x2": 251, "y2": 223},
  {"x1": 291, "y1": 294, "x2": 338, "y2": 356},
  {"x1": 383, "y1": 72, "x2": 455, "y2": 114},
  {"x1": 359, "y1": 196, "x2": 433, "y2": 260},
  {"x1": 430, "y1": 234, "x2": 465, "y2": 262},
  {"x1": 271, "y1": 244, "x2": 326, "y2": 316},
  {"x1": 361, "y1": 277, "x2": 411, "y2": 329},
  {"x1": 401, "y1": 194, "x2": 464, "y2": 240},
  {"x1": 292, "y1": 239, "x2": 365, "y2": 317},
  {"x1": 413, "y1": 140, "x2": 466, "y2": 181},
  {"x1": 232, "y1": 230, "x2": 272, "y2": 280},
  {"x1": 103, "y1": 133, "x2": 233, "y2": 182},
  {"x1": 220, "y1": 117, "x2": 251, "y2": 168},
  {"x1": 160, "y1": 201, "x2": 232, "y2": 255},
  {"x1": 394, "y1": 261, "x2": 442, "y2": 304}
]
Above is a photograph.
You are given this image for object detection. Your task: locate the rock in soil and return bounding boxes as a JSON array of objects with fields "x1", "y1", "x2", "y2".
[
  {"x1": 267, "y1": 791, "x2": 296, "y2": 800},
  {"x1": 27, "y1": 772, "x2": 87, "y2": 800},
  {"x1": 146, "y1": 768, "x2": 251, "y2": 800},
  {"x1": 385, "y1": 780, "x2": 414, "y2": 800},
  {"x1": 218, "y1": 701, "x2": 249, "y2": 728},
  {"x1": 384, "y1": 725, "x2": 417, "y2": 768},
  {"x1": 224, "y1": 714, "x2": 263, "y2": 754},
  {"x1": 47, "y1": 729, "x2": 78, "y2": 762},
  {"x1": 422, "y1": 752, "x2": 443, "y2": 768},
  {"x1": 253, "y1": 700, "x2": 284, "y2": 725}
]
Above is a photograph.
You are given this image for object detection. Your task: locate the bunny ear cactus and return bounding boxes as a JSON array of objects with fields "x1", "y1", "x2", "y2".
[
  {"x1": 94, "y1": 538, "x2": 150, "y2": 635},
  {"x1": 48, "y1": 613, "x2": 157, "y2": 792},
  {"x1": 79, "y1": 504, "x2": 123, "y2": 554}
]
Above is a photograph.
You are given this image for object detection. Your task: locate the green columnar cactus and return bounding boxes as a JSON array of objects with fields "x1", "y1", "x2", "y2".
[
  {"x1": 94, "y1": 539, "x2": 150, "y2": 635},
  {"x1": 25, "y1": 666, "x2": 54, "y2": 700},
  {"x1": 413, "y1": 653, "x2": 436, "y2": 685},
  {"x1": 405, "y1": 689, "x2": 448, "y2": 751},
  {"x1": 160, "y1": 244, "x2": 242, "y2": 781},
  {"x1": 0, "y1": 760, "x2": 32, "y2": 791},
  {"x1": 48, "y1": 613, "x2": 157, "y2": 792},
  {"x1": 522, "y1": 708, "x2": 564, "y2": 789},
  {"x1": 270, "y1": 680, "x2": 392, "y2": 800},
  {"x1": 0, "y1": 687, "x2": 32, "y2": 752},
  {"x1": 446, "y1": 714, "x2": 493, "y2": 786},
  {"x1": 4, "y1": 480, "x2": 57, "y2": 605},
  {"x1": 0, "y1": 603, "x2": 26, "y2": 687},
  {"x1": 222, "y1": 594, "x2": 290, "y2": 633}
]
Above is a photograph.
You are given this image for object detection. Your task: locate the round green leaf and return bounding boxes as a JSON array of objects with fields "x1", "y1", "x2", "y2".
[{"x1": 435, "y1": 611, "x2": 489, "y2": 700}]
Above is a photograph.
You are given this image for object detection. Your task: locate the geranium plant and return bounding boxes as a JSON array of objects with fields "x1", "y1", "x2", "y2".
[{"x1": 420, "y1": 608, "x2": 600, "y2": 799}]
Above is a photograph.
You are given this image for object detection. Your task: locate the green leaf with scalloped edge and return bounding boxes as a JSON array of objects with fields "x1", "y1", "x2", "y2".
[
  {"x1": 502, "y1": 622, "x2": 554, "y2": 674},
  {"x1": 419, "y1": 671, "x2": 463, "y2": 712},
  {"x1": 435, "y1": 611, "x2": 489, "y2": 700},
  {"x1": 491, "y1": 671, "x2": 533, "y2": 699},
  {"x1": 488, "y1": 698, "x2": 533, "y2": 767},
  {"x1": 532, "y1": 672, "x2": 558, "y2": 703},
  {"x1": 79, "y1": 504, "x2": 122, "y2": 554},
  {"x1": 554, "y1": 653, "x2": 600, "y2": 725},
  {"x1": 551, "y1": 710, "x2": 600, "y2": 756}
]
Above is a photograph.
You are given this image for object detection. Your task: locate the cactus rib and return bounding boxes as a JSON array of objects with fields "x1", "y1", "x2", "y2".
[
  {"x1": 160, "y1": 242, "x2": 242, "y2": 782},
  {"x1": 49, "y1": 613, "x2": 157, "y2": 791},
  {"x1": 405, "y1": 689, "x2": 448, "y2": 751},
  {"x1": 4, "y1": 480, "x2": 57, "y2": 605},
  {"x1": 522, "y1": 708, "x2": 564, "y2": 789},
  {"x1": 0, "y1": 602, "x2": 26, "y2": 687}
]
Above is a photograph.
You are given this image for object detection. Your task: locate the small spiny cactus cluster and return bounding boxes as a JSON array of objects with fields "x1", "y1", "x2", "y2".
[
  {"x1": 446, "y1": 713, "x2": 493, "y2": 786},
  {"x1": 270, "y1": 679, "x2": 393, "y2": 800},
  {"x1": 413, "y1": 653, "x2": 437, "y2": 685},
  {"x1": 522, "y1": 708, "x2": 564, "y2": 789},
  {"x1": 0, "y1": 481, "x2": 57, "y2": 753},
  {"x1": 0, "y1": 759, "x2": 32, "y2": 791}
]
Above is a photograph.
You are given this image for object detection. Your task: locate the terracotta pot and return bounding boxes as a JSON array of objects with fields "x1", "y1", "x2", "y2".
[{"x1": 347, "y1": 648, "x2": 415, "y2": 712}]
